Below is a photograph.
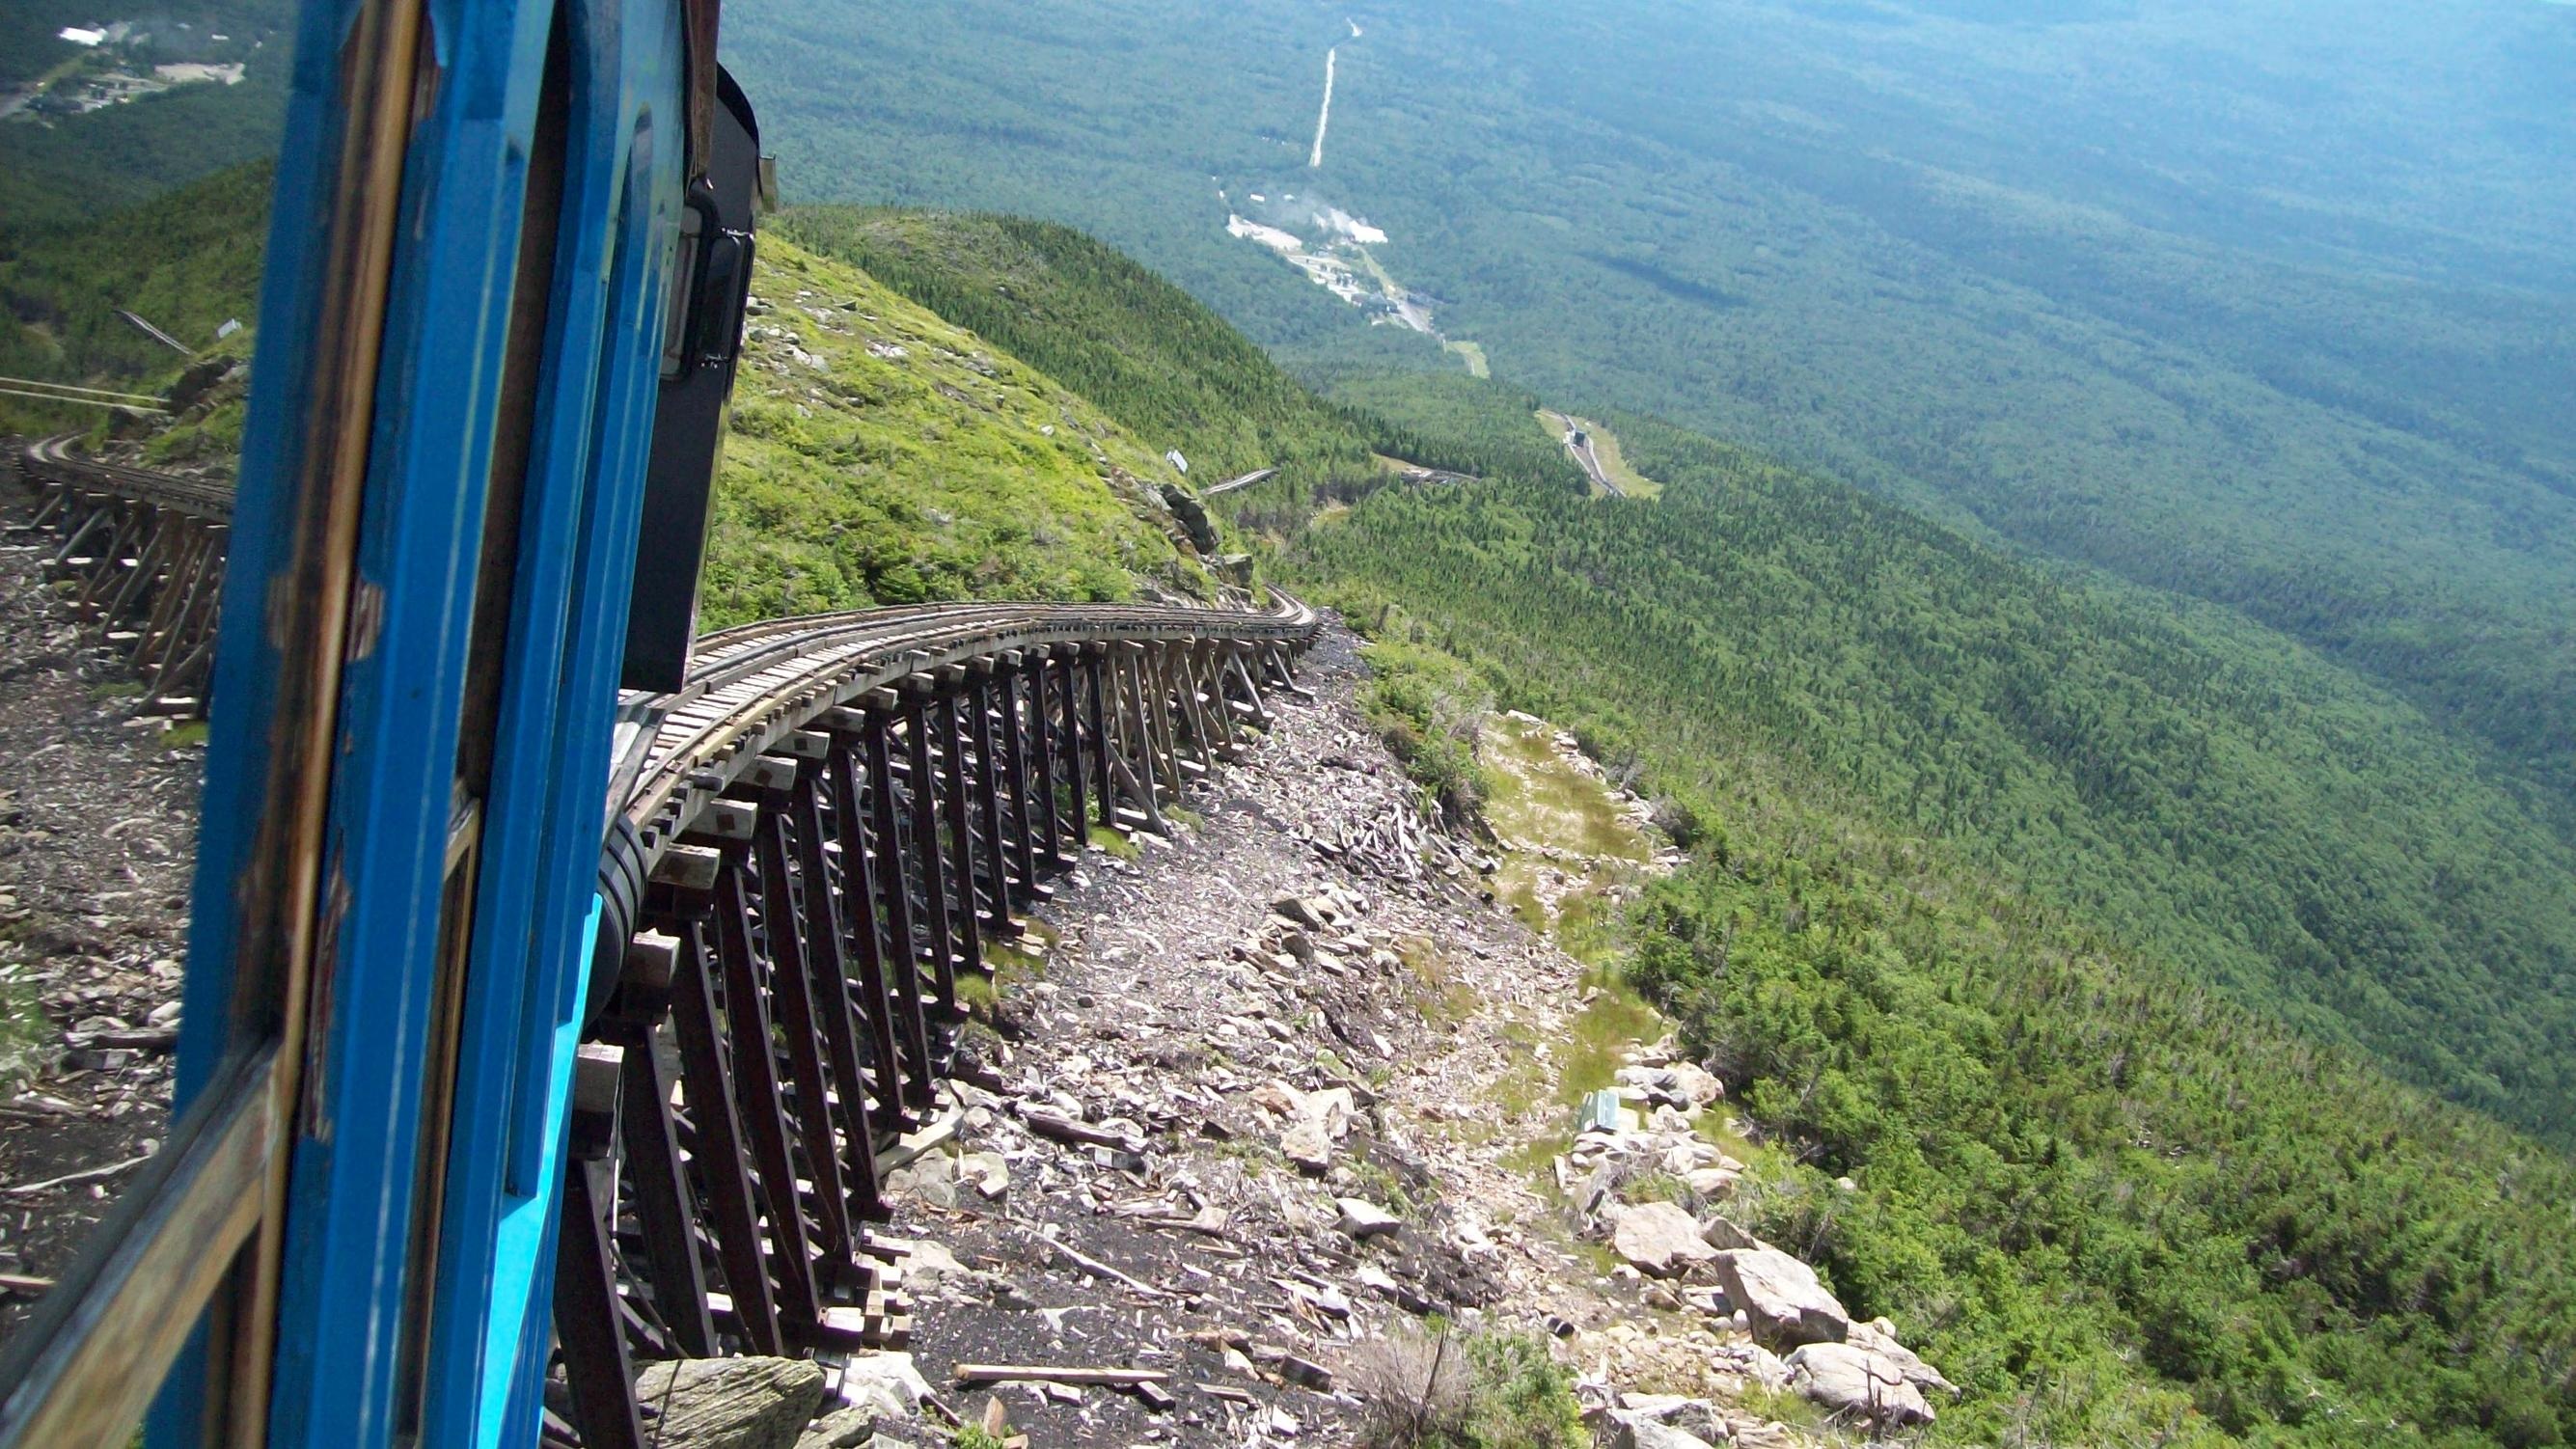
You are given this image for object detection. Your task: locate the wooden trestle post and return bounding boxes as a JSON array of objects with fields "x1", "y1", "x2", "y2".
[
  {"x1": 996, "y1": 654, "x2": 1041, "y2": 909},
  {"x1": 859, "y1": 698, "x2": 938, "y2": 1115},
  {"x1": 1084, "y1": 647, "x2": 1114, "y2": 831},
  {"x1": 898, "y1": 683, "x2": 962, "y2": 1025},
  {"x1": 937, "y1": 686, "x2": 991, "y2": 973},
  {"x1": 965, "y1": 665, "x2": 1014, "y2": 942},
  {"x1": 824, "y1": 720, "x2": 912, "y2": 1134}
]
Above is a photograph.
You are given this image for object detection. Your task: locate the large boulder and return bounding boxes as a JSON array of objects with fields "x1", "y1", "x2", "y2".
[
  {"x1": 1615, "y1": 1394, "x2": 1732, "y2": 1442},
  {"x1": 1611, "y1": 1201, "x2": 1720, "y2": 1278},
  {"x1": 1713, "y1": 1248, "x2": 1850, "y2": 1347},
  {"x1": 1610, "y1": 1414, "x2": 1722, "y2": 1449},
  {"x1": 1699, "y1": 1217, "x2": 1767, "y2": 1252},
  {"x1": 1668, "y1": 1063, "x2": 1724, "y2": 1107},
  {"x1": 1850, "y1": 1318, "x2": 1958, "y2": 1397},
  {"x1": 1785, "y1": 1342, "x2": 1934, "y2": 1428},
  {"x1": 635, "y1": 1357, "x2": 829, "y2": 1449}
]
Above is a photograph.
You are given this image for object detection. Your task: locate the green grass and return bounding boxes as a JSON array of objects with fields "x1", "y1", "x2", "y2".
[
  {"x1": 698, "y1": 235, "x2": 1223, "y2": 626},
  {"x1": 1482, "y1": 716, "x2": 1650, "y2": 862}
]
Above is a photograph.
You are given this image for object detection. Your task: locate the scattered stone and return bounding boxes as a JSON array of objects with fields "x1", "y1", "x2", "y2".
[
  {"x1": 1610, "y1": 1413, "x2": 1722, "y2": 1449},
  {"x1": 794, "y1": 1406, "x2": 888, "y2": 1449},
  {"x1": 836, "y1": 1353, "x2": 933, "y2": 1414},
  {"x1": 1615, "y1": 1393, "x2": 1732, "y2": 1442},
  {"x1": 633, "y1": 1356, "x2": 827, "y2": 1449},
  {"x1": 1850, "y1": 1318, "x2": 1959, "y2": 1397},
  {"x1": 1281, "y1": 1116, "x2": 1334, "y2": 1172},
  {"x1": 1335, "y1": 1197, "x2": 1401, "y2": 1240},
  {"x1": 1697, "y1": 1217, "x2": 1768, "y2": 1253}
]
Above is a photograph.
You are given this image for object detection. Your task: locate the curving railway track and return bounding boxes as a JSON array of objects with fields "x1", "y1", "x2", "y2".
[{"x1": 7, "y1": 437, "x2": 1322, "y2": 1446}]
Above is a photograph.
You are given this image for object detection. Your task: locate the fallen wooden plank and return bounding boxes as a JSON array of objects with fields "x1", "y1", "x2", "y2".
[
  {"x1": 952, "y1": 1364, "x2": 1170, "y2": 1388},
  {"x1": 1021, "y1": 1108, "x2": 1142, "y2": 1154}
]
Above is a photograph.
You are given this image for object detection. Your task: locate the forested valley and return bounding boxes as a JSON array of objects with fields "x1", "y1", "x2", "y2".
[{"x1": 723, "y1": 0, "x2": 2576, "y2": 824}]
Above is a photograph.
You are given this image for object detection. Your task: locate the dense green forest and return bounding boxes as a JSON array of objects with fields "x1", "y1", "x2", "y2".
[
  {"x1": 812, "y1": 210, "x2": 2576, "y2": 1147},
  {"x1": 720, "y1": 0, "x2": 2576, "y2": 817},
  {"x1": 833, "y1": 208, "x2": 2576, "y2": 1443},
  {"x1": 0, "y1": 0, "x2": 288, "y2": 236},
  {"x1": 0, "y1": 160, "x2": 273, "y2": 438},
  {"x1": 2, "y1": 0, "x2": 289, "y2": 437}
]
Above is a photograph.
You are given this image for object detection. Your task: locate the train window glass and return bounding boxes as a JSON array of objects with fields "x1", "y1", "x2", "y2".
[
  {"x1": 660, "y1": 205, "x2": 704, "y2": 379},
  {"x1": 0, "y1": 0, "x2": 295, "y2": 1364}
]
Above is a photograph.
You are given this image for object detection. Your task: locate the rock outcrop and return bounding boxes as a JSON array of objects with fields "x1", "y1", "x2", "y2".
[
  {"x1": 634, "y1": 1357, "x2": 829, "y2": 1449},
  {"x1": 1611, "y1": 1200, "x2": 1721, "y2": 1278}
]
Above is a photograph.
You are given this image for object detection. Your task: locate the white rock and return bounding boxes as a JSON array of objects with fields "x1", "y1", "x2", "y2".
[
  {"x1": 1611, "y1": 1415, "x2": 1720, "y2": 1449},
  {"x1": 1282, "y1": 1116, "x2": 1334, "y2": 1171},
  {"x1": 1849, "y1": 1318, "x2": 1959, "y2": 1397},
  {"x1": 837, "y1": 1353, "x2": 933, "y2": 1413},
  {"x1": 1786, "y1": 1341, "x2": 1933, "y2": 1427},
  {"x1": 1683, "y1": 1168, "x2": 1740, "y2": 1200},
  {"x1": 1668, "y1": 1062, "x2": 1724, "y2": 1106},
  {"x1": 1699, "y1": 1217, "x2": 1767, "y2": 1252},
  {"x1": 1335, "y1": 1197, "x2": 1402, "y2": 1240}
]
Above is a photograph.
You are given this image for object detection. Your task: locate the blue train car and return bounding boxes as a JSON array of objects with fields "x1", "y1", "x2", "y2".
[{"x1": 0, "y1": 0, "x2": 755, "y2": 1442}]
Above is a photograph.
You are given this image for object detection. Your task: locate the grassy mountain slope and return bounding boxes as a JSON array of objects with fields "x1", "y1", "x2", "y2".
[
  {"x1": 701, "y1": 235, "x2": 1229, "y2": 623},
  {"x1": 718, "y1": 0, "x2": 2576, "y2": 815},
  {"x1": 770, "y1": 209, "x2": 1384, "y2": 494},
  {"x1": 834, "y1": 208, "x2": 2576, "y2": 1444}
]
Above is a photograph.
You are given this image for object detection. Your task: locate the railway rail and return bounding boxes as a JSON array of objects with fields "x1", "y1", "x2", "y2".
[{"x1": 6, "y1": 437, "x2": 1322, "y2": 1446}]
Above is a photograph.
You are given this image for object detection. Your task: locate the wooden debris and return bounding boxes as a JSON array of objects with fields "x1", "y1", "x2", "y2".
[
  {"x1": 3, "y1": 1152, "x2": 151, "y2": 1196},
  {"x1": 951, "y1": 1364, "x2": 1171, "y2": 1388},
  {"x1": 1021, "y1": 1107, "x2": 1142, "y2": 1153},
  {"x1": 1028, "y1": 1227, "x2": 1173, "y2": 1299}
]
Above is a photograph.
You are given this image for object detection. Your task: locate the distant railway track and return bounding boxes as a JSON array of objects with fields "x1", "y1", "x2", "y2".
[
  {"x1": 12, "y1": 435, "x2": 230, "y2": 715},
  {"x1": 6, "y1": 436, "x2": 1322, "y2": 1446},
  {"x1": 1543, "y1": 409, "x2": 1622, "y2": 498}
]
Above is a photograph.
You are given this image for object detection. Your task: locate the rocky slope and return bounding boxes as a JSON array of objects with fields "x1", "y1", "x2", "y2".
[
  {"x1": 0, "y1": 462, "x2": 200, "y2": 1345},
  {"x1": 733, "y1": 622, "x2": 1955, "y2": 1449}
]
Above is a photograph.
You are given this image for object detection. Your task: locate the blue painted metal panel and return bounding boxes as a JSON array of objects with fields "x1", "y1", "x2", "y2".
[
  {"x1": 258, "y1": 0, "x2": 558, "y2": 1429},
  {"x1": 423, "y1": 0, "x2": 689, "y2": 1441}
]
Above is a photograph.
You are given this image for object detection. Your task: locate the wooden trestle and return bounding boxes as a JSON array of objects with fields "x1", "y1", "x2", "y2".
[
  {"x1": 3, "y1": 435, "x2": 1320, "y2": 1445},
  {"x1": 558, "y1": 617, "x2": 1311, "y2": 1445},
  {"x1": 11, "y1": 436, "x2": 230, "y2": 717}
]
